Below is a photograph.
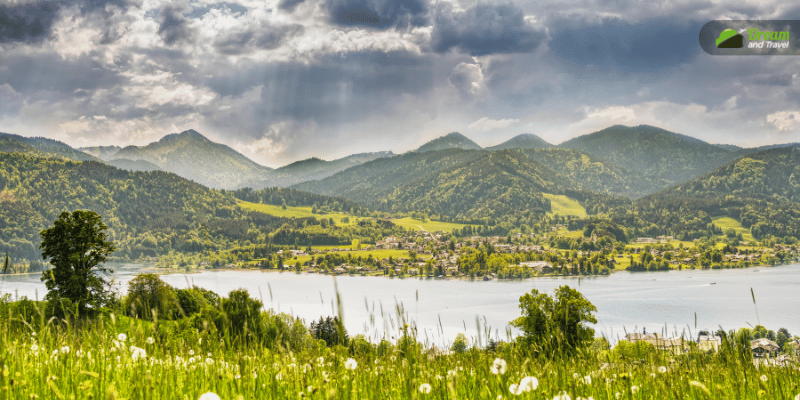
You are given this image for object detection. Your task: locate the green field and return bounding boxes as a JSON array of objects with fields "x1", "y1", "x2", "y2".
[
  {"x1": 238, "y1": 200, "x2": 359, "y2": 225},
  {"x1": 390, "y1": 217, "x2": 473, "y2": 233},
  {"x1": 544, "y1": 193, "x2": 586, "y2": 216},
  {"x1": 712, "y1": 217, "x2": 755, "y2": 242}
]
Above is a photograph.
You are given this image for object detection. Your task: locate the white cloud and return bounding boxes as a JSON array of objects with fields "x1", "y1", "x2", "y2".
[
  {"x1": 467, "y1": 117, "x2": 519, "y2": 131},
  {"x1": 766, "y1": 111, "x2": 800, "y2": 132}
]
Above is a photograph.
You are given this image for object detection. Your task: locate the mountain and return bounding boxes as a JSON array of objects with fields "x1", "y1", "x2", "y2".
[
  {"x1": 413, "y1": 132, "x2": 482, "y2": 153},
  {"x1": 110, "y1": 129, "x2": 271, "y2": 190},
  {"x1": 714, "y1": 144, "x2": 742, "y2": 152},
  {"x1": 107, "y1": 158, "x2": 163, "y2": 172},
  {"x1": 292, "y1": 149, "x2": 487, "y2": 205},
  {"x1": 559, "y1": 125, "x2": 737, "y2": 185},
  {"x1": 487, "y1": 134, "x2": 552, "y2": 151},
  {"x1": 0, "y1": 132, "x2": 100, "y2": 162},
  {"x1": 650, "y1": 147, "x2": 800, "y2": 203},
  {"x1": 519, "y1": 148, "x2": 665, "y2": 199},
  {"x1": 80, "y1": 145, "x2": 122, "y2": 161},
  {"x1": 240, "y1": 151, "x2": 394, "y2": 188}
]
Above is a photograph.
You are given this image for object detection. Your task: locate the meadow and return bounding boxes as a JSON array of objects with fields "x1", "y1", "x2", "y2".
[
  {"x1": 237, "y1": 201, "x2": 360, "y2": 226},
  {"x1": 2, "y1": 297, "x2": 800, "y2": 400}
]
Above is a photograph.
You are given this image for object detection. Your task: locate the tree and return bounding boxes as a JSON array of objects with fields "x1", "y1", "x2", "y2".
[
  {"x1": 310, "y1": 316, "x2": 349, "y2": 347},
  {"x1": 511, "y1": 285, "x2": 597, "y2": 353},
  {"x1": 222, "y1": 289, "x2": 264, "y2": 341},
  {"x1": 126, "y1": 273, "x2": 177, "y2": 320},
  {"x1": 2, "y1": 253, "x2": 8, "y2": 274},
  {"x1": 39, "y1": 210, "x2": 116, "y2": 316}
]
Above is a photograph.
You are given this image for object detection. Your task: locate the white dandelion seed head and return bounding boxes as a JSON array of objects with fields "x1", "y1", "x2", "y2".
[
  {"x1": 760, "y1": 375, "x2": 768, "y2": 382},
  {"x1": 631, "y1": 385, "x2": 639, "y2": 394},
  {"x1": 509, "y1": 383, "x2": 522, "y2": 395},
  {"x1": 553, "y1": 391, "x2": 572, "y2": 400},
  {"x1": 345, "y1": 358, "x2": 358, "y2": 370},
  {"x1": 30, "y1": 344, "x2": 38, "y2": 352},
  {"x1": 520, "y1": 376, "x2": 538, "y2": 392},
  {"x1": 205, "y1": 358, "x2": 214, "y2": 365},
  {"x1": 419, "y1": 383, "x2": 432, "y2": 394},
  {"x1": 658, "y1": 366, "x2": 667, "y2": 373},
  {"x1": 117, "y1": 333, "x2": 127, "y2": 342},
  {"x1": 198, "y1": 392, "x2": 221, "y2": 400},
  {"x1": 490, "y1": 358, "x2": 507, "y2": 375},
  {"x1": 146, "y1": 337, "x2": 155, "y2": 345}
]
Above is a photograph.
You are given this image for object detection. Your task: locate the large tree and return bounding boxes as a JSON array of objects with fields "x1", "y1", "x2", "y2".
[
  {"x1": 40, "y1": 210, "x2": 116, "y2": 316},
  {"x1": 511, "y1": 285, "x2": 597, "y2": 353}
]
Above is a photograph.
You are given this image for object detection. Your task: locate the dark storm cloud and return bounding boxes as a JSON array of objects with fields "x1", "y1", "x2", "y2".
[
  {"x1": 0, "y1": 2, "x2": 60, "y2": 43},
  {"x1": 548, "y1": 17, "x2": 702, "y2": 73},
  {"x1": 430, "y1": 2, "x2": 546, "y2": 56},
  {"x1": 214, "y1": 23, "x2": 303, "y2": 55},
  {"x1": 158, "y1": 3, "x2": 194, "y2": 46},
  {"x1": 325, "y1": 0, "x2": 429, "y2": 29},
  {"x1": 0, "y1": 50, "x2": 127, "y2": 96},
  {"x1": 278, "y1": 0, "x2": 306, "y2": 12}
]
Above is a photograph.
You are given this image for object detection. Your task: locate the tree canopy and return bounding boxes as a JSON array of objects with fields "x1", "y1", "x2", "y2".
[
  {"x1": 39, "y1": 210, "x2": 116, "y2": 316},
  {"x1": 511, "y1": 285, "x2": 597, "y2": 353}
]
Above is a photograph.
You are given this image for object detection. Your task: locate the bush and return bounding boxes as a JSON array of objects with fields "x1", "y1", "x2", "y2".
[{"x1": 221, "y1": 289, "x2": 263, "y2": 341}]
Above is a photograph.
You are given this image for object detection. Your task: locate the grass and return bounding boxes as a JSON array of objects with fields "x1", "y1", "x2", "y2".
[
  {"x1": 544, "y1": 194, "x2": 586, "y2": 216},
  {"x1": 390, "y1": 217, "x2": 473, "y2": 233},
  {"x1": 713, "y1": 217, "x2": 756, "y2": 243},
  {"x1": 2, "y1": 302, "x2": 799, "y2": 400},
  {"x1": 238, "y1": 201, "x2": 359, "y2": 225}
]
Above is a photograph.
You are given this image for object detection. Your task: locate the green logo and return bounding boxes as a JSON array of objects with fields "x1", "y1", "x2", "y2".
[{"x1": 716, "y1": 29, "x2": 744, "y2": 48}]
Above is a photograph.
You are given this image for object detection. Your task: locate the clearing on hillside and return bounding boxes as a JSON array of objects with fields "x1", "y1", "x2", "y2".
[
  {"x1": 712, "y1": 217, "x2": 755, "y2": 243},
  {"x1": 544, "y1": 193, "x2": 586, "y2": 216},
  {"x1": 238, "y1": 200, "x2": 358, "y2": 225},
  {"x1": 390, "y1": 217, "x2": 474, "y2": 233}
]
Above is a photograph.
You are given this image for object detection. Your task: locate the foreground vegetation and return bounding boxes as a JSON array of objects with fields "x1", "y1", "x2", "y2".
[{"x1": 2, "y1": 286, "x2": 800, "y2": 399}]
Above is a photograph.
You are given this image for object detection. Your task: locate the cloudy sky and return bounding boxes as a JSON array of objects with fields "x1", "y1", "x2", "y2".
[{"x1": 1, "y1": 0, "x2": 799, "y2": 167}]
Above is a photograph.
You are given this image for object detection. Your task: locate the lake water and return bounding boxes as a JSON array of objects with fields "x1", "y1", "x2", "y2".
[{"x1": 3, "y1": 263, "x2": 799, "y2": 346}]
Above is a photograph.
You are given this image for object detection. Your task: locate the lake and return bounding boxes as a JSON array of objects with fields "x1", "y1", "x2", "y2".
[{"x1": 3, "y1": 263, "x2": 798, "y2": 346}]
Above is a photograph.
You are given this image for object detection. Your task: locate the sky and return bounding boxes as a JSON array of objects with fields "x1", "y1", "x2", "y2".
[{"x1": 1, "y1": 0, "x2": 799, "y2": 167}]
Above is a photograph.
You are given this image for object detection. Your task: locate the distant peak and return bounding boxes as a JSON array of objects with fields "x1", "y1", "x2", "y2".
[
  {"x1": 159, "y1": 129, "x2": 209, "y2": 143},
  {"x1": 414, "y1": 132, "x2": 482, "y2": 153}
]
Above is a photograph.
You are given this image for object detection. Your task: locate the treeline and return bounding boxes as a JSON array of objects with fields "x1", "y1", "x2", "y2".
[{"x1": 231, "y1": 187, "x2": 365, "y2": 213}]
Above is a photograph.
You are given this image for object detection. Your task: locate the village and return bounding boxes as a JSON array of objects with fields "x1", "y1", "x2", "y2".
[{"x1": 229, "y1": 226, "x2": 800, "y2": 280}]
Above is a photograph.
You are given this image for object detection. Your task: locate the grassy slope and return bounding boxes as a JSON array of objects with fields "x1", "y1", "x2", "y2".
[
  {"x1": 237, "y1": 201, "x2": 359, "y2": 226},
  {"x1": 390, "y1": 217, "x2": 473, "y2": 233},
  {"x1": 712, "y1": 217, "x2": 756, "y2": 242},
  {"x1": 544, "y1": 194, "x2": 586, "y2": 216}
]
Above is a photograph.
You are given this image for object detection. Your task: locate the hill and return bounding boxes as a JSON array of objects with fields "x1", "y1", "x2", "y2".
[
  {"x1": 111, "y1": 129, "x2": 272, "y2": 190},
  {"x1": 413, "y1": 132, "x2": 482, "y2": 153},
  {"x1": 80, "y1": 145, "x2": 122, "y2": 161},
  {"x1": 559, "y1": 125, "x2": 736, "y2": 185},
  {"x1": 519, "y1": 148, "x2": 666, "y2": 199},
  {"x1": 0, "y1": 132, "x2": 100, "y2": 162},
  {"x1": 629, "y1": 147, "x2": 800, "y2": 240},
  {"x1": 241, "y1": 152, "x2": 394, "y2": 188},
  {"x1": 487, "y1": 134, "x2": 552, "y2": 151},
  {"x1": 107, "y1": 158, "x2": 163, "y2": 172}
]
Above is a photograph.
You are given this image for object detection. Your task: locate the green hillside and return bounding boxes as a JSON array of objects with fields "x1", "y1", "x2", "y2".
[
  {"x1": 559, "y1": 125, "x2": 737, "y2": 185},
  {"x1": 520, "y1": 148, "x2": 666, "y2": 198},
  {"x1": 1, "y1": 132, "x2": 100, "y2": 162}
]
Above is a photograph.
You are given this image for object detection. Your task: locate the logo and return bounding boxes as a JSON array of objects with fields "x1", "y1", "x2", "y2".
[
  {"x1": 746, "y1": 28, "x2": 790, "y2": 49},
  {"x1": 716, "y1": 29, "x2": 744, "y2": 48}
]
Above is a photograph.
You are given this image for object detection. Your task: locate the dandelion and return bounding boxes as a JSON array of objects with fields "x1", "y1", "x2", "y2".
[
  {"x1": 553, "y1": 391, "x2": 571, "y2": 400},
  {"x1": 205, "y1": 358, "x2": 214, "y2": 365},
  {"x1": 447, "y1": 370, "x2": 457, "y2": 378},
  {"x1": 490, "y1": 358, "x2": 507, "y2": 375},
  {"x1": 345, "y1": 358, "x2": 358, "y2": 370},
  {"x1": 519, "y1": 376, "x2": 538, "y2": 392},
  {"x1": 317, "y1": 357, "x2": 325, "y2": 366},
  {"x1": 117, "y1": 333, "x2": 127, "y2": 342},
  {"x1": 60, "y1": 346, "x2": 70, "y2": 354},
  {"x1": 30, "y1": 344, "x2": 38, "y2": 352},
  {"x1": 198, "y1": 392, "x2": 221, "y2": 400},
  {"x1": 189, "y1": 350, "x2": 195, "y2": 356},
  {"x1": 131, "y1": 347, "x2": 147, "y2": 361},
  {"x1": 76, "y1": 350, "x2": 83, "y2": 358},
  {"x1": 760, "y1": 375, "x2": 768, "y2": 382},
  {"x1": 578, "y1": 375, "x2": 591, "y2": 385},
  {"x1": 658, "y1": 366, "x2": 667, "y2": 373},
  {"x1": 275, "y1": 373, "x2": 282, "y2": 381},
  {"x1": 577, "y1": 397, "x2": 595, "y2": 400},
  {"x1": 794, "y1": 394, "x2": 800, "y2": 400},
  {"x1": 649, "y1": 373, "x2": 655, "y2": 379},
  {"x1": 631, "y1": 385, "x2": 639, "y2": 394},
  {"x1": 419, "y1": 383, "x2": 432, "y2": 394},
  {"x1": 52, "y1": 349, "x2": 59, "y2": 356},
  {"x1": 509, "y1": 384, "x2": 522, "y2": 395},
  {"x1": 146, "y1": 337, "x2": 155, "y2": 345}
]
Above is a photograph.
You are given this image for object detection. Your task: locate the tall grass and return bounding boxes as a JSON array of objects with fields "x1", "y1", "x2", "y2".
[{"x1": 1, "y1": 294, "x2": 799, "y2": 399}]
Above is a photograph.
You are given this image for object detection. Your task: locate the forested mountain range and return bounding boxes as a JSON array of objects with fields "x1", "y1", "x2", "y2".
[
  {"x1": 0, "y1": 153, "x2": 400, "y2": 261},
  {"x1": 1, "y1": 132, "x2": 100, "y2": 162}
]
